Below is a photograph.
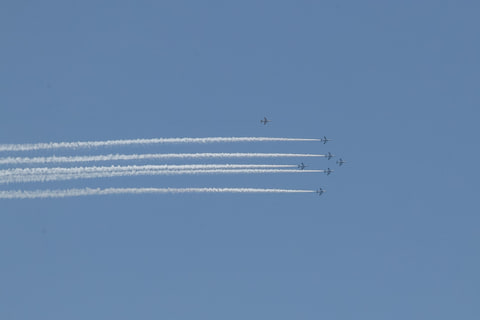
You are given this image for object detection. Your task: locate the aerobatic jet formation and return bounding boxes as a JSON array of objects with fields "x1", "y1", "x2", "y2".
[
  {"x1": 260, "y1": 117, "x2": 272, "y2": 125},
  {"x1": 0, "y1": 116, "x2": 350, "y2": 199}
]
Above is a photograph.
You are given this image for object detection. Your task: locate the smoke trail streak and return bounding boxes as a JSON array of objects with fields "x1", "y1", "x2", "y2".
[
  {"x1": 0, "y1": 164, "x2": 297, "y2": 177},
  {"x1": 0, "y1": 153, "x2": 325, "y2": 165},
  {"x1": 0, "y1": 169, "x2": 324, "y2": 184},
  {"x1": 0, "y1": 187, "x2": 314, "y2": 199},
  {"x1": 0, "y1": 137, "x2": 322, "y2": 152}
]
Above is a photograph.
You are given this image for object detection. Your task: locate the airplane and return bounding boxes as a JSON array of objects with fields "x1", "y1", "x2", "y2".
[
  {"x1": 316, "y1": 188, "x2": 326, "y2": 196},
  {"x1": 324, "y1": 168, "x2": 334, "y2": 175},
  {"x1": 298, "y1": 162, "x2": 307, "y2": 170},
  {"x1": 326, "y1": 152, "x2": 335, "y2": 160},
  {"x1": 336, "y1": 158, "x2": 347, "y2": 166},
  {"x1": 260, "y1": 117, "x2": 272, "y2": 125},
  {"x1": 321, "y1": 136, "x2": 332, "y2": 144}
]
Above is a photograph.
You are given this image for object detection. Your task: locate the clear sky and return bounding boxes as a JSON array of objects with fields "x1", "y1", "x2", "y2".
[{"x1": 1, "y1": 0, "x2": 479, "y2": 319}]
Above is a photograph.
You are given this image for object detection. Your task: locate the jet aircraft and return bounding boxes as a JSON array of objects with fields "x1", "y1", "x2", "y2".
[
  {"x1": 326, "y1": 152, "x2": 335, "y2": 160},
  {"x1": 298, "y1": 162, "x2": 307, "y2": 170},
  {"x1": 321, "y1": 136, "x2": 332, "y2": 144},
  {"x1": 324, "y1": 168, "x2": 334, "y2": 175},
  {"x1": 260, "y1": 117, "x2": 272, "y2": 125},
  {"x1": 336, "y1": 158, "x2": 347, "y2": 166},
  {"x1": 316, "y1": 188, "x2": 326, "y2": 196}
]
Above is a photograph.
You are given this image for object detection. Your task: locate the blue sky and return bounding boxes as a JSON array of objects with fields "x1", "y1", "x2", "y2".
[{"x1": 1, "y1": 0, "x2": 479, "y2": 319}]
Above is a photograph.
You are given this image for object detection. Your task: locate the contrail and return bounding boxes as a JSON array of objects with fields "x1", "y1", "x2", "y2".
[
  {"x1": 0, "y1": 137, "x2": 322, "y2": 152},
  {"x1": 0, "y1": 168, "x2": 324, "y2": 184},
  {"x1": 0, "y1": 187, "x2": 314, "y2": 199},
  {"x1": 0, "y1": 153, "x2": 325, "y2": 164},
  {"x1": 0, "y1": 152, "x2": 325, "y2": 165},
  {"x1": 0, "y1": 164, "x2": 297, "y2": 177}
]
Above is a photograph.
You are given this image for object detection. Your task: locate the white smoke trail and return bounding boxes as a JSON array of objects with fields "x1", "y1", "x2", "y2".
[
  {"x1": 0, "y1": 168, "x2": 324, "y2": 184},
  {"x1": 0, "y1": 137, "x2": 322, "y2": 152},
  {"x1": 0, "y1": 187, "x2": 314, "y2": 199},
  {"x1": 0, "y1": 164, "x2": 297, "y2": 177},
  {"x1": 0, "y1": 152, "x2": 325, "y2": 165}
]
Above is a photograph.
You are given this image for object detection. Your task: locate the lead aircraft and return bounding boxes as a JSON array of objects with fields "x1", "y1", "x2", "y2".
[
  {"x1": 336, "y1": 158, "x2": 347, "y2": 166},
  {"x1": 260, "y1": 117, "x2": 272, "y2": 125}
]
